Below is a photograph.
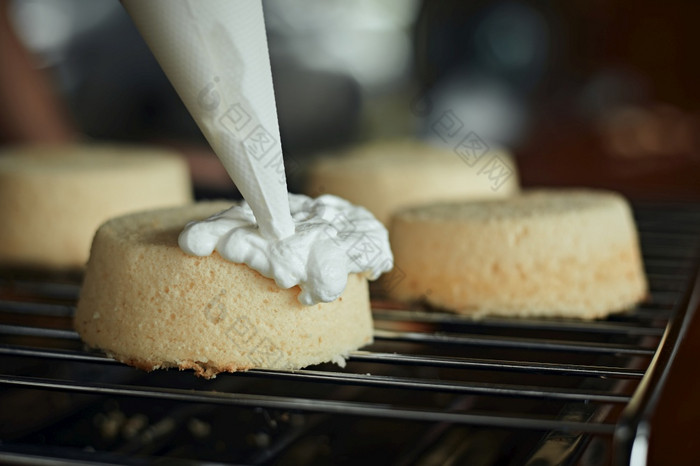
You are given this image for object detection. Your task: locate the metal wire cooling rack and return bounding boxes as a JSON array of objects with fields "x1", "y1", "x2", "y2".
[{"x1": 0, "y1": 201, "x2": 699, "y2": 465}]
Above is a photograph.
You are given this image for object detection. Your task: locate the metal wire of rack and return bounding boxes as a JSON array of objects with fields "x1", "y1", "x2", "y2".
[{"x1": 0, "y1": 202, "x2": 699, "y2": 465}]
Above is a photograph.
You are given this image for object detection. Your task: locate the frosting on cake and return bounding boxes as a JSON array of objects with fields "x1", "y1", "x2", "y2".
[{"x1": 179, "y1": 193, "x2": 393, "y2": 305}]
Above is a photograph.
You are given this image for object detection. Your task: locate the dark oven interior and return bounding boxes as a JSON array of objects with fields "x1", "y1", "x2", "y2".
[{"x1": 1, "y1": 201, "x2": 699, "y2": 465}]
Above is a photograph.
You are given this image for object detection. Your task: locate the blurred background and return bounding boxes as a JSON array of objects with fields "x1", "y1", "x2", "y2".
[
  {"x1": 2, "y1": 3, "x2": 700, "y2": 463},
  {"x1": 1, "y1": 0, "x2": 699, "y2": 199}
]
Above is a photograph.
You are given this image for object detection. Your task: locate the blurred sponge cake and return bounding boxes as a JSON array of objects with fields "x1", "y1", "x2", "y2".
[
  {"x1": 306, "y1": 139, "x2": 519, "y2": 225},
  {"x1": 0, "y1": 144, "x2": 192, "y2": 269},
  {"x1": 388, "y1": 189, "x2": 648, "y2": 319}
]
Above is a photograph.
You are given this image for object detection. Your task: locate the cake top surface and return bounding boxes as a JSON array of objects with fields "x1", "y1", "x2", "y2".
[
  {"x1": 100, "y1": 196, "x2": 393, "y2": 306},
  {"x1": 394, "y1": 189, "x2": 628, "y2": 223},
  {"x1": 0, "y1": 145, "x2": 185, "y2": 174},
  {"x1": 100, "y1": 201, "x2": 229, "y2": 249}
]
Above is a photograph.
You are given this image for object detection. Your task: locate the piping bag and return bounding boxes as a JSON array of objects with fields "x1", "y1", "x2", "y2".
[{"x1": 121, "y1": 0, "x2": 294, "y2": 241}]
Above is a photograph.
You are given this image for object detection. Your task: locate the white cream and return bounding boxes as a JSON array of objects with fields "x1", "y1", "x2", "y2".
[{"x1": 179, "y1": 193, "x2": 393, "y2": 305}]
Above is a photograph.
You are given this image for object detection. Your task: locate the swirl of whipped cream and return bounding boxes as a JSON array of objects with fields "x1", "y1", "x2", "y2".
[{"x1": 178, "y1": 193, "x2": 393, "y2": 305}]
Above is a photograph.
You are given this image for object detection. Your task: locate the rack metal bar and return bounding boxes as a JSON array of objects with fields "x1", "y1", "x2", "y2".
[
  {"x1": 373, "y1": 330, "x2": 657, "y2": 355},
  {"x1": 0, "y1": 344, "x2": 645, "y2": 379},
  {"x1": 241, "y1": 369, "x2": 631, "y2": 403},
  {"x1": 372, "y1": 310, "x2": 666, "y2": 336},
  {"x1": 0, "y1": 301, "x2": 75, "y2": 316},
  {"x1": 0, "y1": 325, "x2": 658, "y2": 356},
  {"x1": 348, "y1": 351, "x2": 645, "y2": 378},
  {"x1": 0, "y1": 325, "x2": 78, "y2": 339},
  {"x1": 0, "y1": 375, "x2": 618, "y2": 434},
  {"x1": 614, "y1": 265, "x2": 700, "y2": 465},
  {"x1": 0, "y1": 445, "x2": 222, "y2": 466}
]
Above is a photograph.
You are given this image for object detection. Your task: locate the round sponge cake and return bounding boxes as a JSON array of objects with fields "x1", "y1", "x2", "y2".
[
  {"x1": 306, "y1": 139, "x2": 519, "y2": 225},
  {"x1": 74, "y1": 202, "x2": 374, "y2": 378},
  {"x1": 0, "y1": 144, "x2": 192, "y2": 270},
  {"x1": 387, "y1": 189, "x2": 648, "y2": 319}
]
